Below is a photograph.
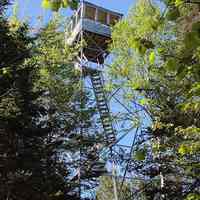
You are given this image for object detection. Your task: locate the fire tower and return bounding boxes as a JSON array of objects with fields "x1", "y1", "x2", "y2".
[
  {"x1": 66, "y1": 2, "x2": 152, "y2": 199},
  {"x1": 66, "y1": 2, "x2": 124, "y2": 198},
  {"x1": 66, "y1": 1, "x2": 123, "y2": 146}
]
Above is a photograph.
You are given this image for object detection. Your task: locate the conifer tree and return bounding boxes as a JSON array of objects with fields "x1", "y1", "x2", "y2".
[{"x1": 0, "y1": 2, "x2": 104, "y2": 200}]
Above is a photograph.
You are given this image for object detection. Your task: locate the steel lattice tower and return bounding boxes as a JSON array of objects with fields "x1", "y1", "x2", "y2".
[{"x1": 65, "y1": 1, "x2": 147, "y2": 199}]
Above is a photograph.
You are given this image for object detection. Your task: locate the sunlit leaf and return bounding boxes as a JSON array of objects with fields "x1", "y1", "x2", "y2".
[
  {"x1": 42, "y1": 0, "x2": 51, "y2": 9},
  {"x1": 165, "y1": 58, "x2": 177, "y2": 71},
  {"x1": 62, "y1": 0, "x2": 69, "y2": 8},
  {"x1": 149, "y1": 51, "x2": 155, "y2": 64},
  {"x1": 134, "y1": 149, "x2": 146, "y2": 161},
  {"x1": 175, "y1": 0, "x2": 184, "y2": 6},
  {"x1": 166, "y1": 7, "x2": 180, "y2": 21},
  {"x1": 178, "y1": 144, "x2": 190, "y2": 155}
]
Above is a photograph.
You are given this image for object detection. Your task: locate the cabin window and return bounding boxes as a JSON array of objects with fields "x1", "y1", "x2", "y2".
[
  {"x1": 98, "y1": 9, "x2": 107, "y2": 25},
  {"x1": 85, "y1": 5, "x2": 96, "y2": 21},
  {"x1": 110, "y1": 14, "x2": 120, "y2": 26}
]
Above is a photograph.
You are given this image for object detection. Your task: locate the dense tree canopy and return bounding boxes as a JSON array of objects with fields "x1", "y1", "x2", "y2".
[
  {"x1": 0, "y1": 1, "x2": 104, "y2": 200},
  {"x1": 110, "y1": 0, "x2": 200, "y2": 199},
  {"x1": 1, "y1": 0, "x2": 200, "y2": 199}
]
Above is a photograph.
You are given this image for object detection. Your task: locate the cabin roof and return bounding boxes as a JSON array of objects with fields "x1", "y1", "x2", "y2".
[{"x1": 79, "y1": 1, "x2": 123, "y2": 17}]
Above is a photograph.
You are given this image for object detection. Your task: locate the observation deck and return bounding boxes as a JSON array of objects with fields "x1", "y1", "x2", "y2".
[{"x1": 66, "y1": 1, "x2": 123, "y2": 63}]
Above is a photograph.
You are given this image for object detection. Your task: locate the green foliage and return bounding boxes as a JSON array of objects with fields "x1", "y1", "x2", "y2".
[
  {"x1": 35, "y1": 15, "x2": 107, "y2": 199},
  {"x1": 178, "y1": 144, "x2": 191, "y2": 155},
  {"x1": 97, "y1": 176, "x2": 133, "y2": 200},
  {"x1": 1, "y1": 3, "x2": 104, "y2": 200},
  {"x1": 165, "y1": 58, "x2": 178, "y2": 71},
  {"x1": 184, "y1": 31, "x2": 200, "y2": 50},
  {"x1": 41, "y1": 0, "x2": 78, "y2": 11},
  {"x1": 186, "y1": 194, "x2": 200, "y2": 200},
  {"x1": 134, "y1": 149, "x2": 146, "y2": 161},
  {"x1": 166, "y1": 7, "x2": 180, "y2": 21},
  {"x1": 110, "y1": 0, "x2": 200, "y2": 198},
  {"x1": 149, "y1": 51, "x2": 155, "y2": 65}
]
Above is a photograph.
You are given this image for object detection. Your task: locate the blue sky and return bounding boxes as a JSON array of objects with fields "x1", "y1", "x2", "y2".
[{"x1": 9, "y1": 0, "x2": 135, "y2": 26}]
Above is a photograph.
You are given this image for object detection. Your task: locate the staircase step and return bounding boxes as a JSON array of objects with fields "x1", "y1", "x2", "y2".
[
  {"x1": 106, "y1": 130, "x2": 115, "y2": 134},
  {"x1": 93, "y1": 86, "x2": 103, "y2": 89},
  {"x1": 104, "y1": 128, "x2": 113, "y2": 132},
  {"x1": 96, "y1": 95, "x2": 104, "y2": 98},
  {"x1": 103, "y1": 123, "x2": 111, "y2": 126},
  {"x1": 99, "y1": 107, "x2": 108, "y2": 110},
  {"x1": 98, "y1": 104, "x2": 107, "y2": 108},
  {"x1": 103, "y1": 122, "x2": 111, "y2": 125},
  {"x1": 92, "y1": 75, "x2": 101, "y2": 78},
  {"x1": 92, "y1": 80, "x2": 101, "y2": 83},
  {"x1": 106, "y1": 135, "x2": 115, "y2": 139},
  {"x1": 107, "y1": 134, "x2": 115, "y2": 138},
  {"x1": 102, "y1": 121, "x2": 111, "y2": 125},
  {"x1": 93, "y1": 83, "x2": 102, "y2": 85},
  {"x1": 98, "y1": 105, "x2": 107, "y2": 109},
  {"x1": 97, "y1": 98, "x2": 106, "y2": 100},
  {"x1": 93, "y1": 87, "x2": 103, "y2": 91},
  {"x1": 103, "y1": 118, "x2": 111, "y2": 121},
  {"x1": 103, "y1": 127, "x2": 112, "y2": 130},
  {"x1": 96, "y1": 95, "x2": 105, "y2": 99},
  {"x1": 98, "y1": 104, "x2": 107, "y2": 107},
  {"x1": 96, "y1": 97, "x2": 105, "y2": 101},
  {"x1": 103, "y1": 123, "x2": 112, "y2": 127},
  {"x1": 103, "y1": 126, "x2": 113, "y2": 129},
  {"x1": 92, "y1": 79, "x2": 101, "y2": 82},
  {"x1": 98, "y1": 106, "x2": 107, "y2": 109},
  {"x1": 97, "y1": 100, "x2": 107, "y2": 105},
  {"x1": 97, "y1": 97, "x2": 106, "y2": 101},
  {"x1": 92, "y1": 82, "x2": 101, "y2": 86},
  {"x1": 97, "y1": 102, "x2": 106, "y2": 105},
  {"x1": 95, "y1": 90, "x2": 104, "y2": 93},
  {"x1": 93, "y1": 83, "x2": 102, "y2": 86},
  {"x1": 101, "y1": 115, "x2": 110, "y2": 118},
  {"x1": 103, "y1": 125, "x2": 112, "y2": 129},
  {"x1": 101, "y1": 115, "x2": 110, "y2": 119},
  {"x1": 99, "y1": 108, "x2": 108, "y2": 112},
  {"x1": 101, "y1": 118, "x2": 110, "y2": 122},
  {"x1": 93, "y1": 84, "x2": 102, "y2": 87},
  {"x1": 99, "y1": 111, "x2": 109, "y2": 114},
  {"x1": 103, "y1": 122, "x2": 112, "y2": 126},
  {"x1": 97, "y1": 101, "x2": 107, "y2": 105},
  {"x1": 101, "y1": 111, "x2": 109, "y2": 115},
  {"x1": 96, "y1": 97, "x2": 105, "y2": 100},
  {"x1": 96, "y1": 94, "x2": 104, "y2": 98},
  {"x1": 97, "y1": 99, "x2": 106, "y2": 103},
  {"x1": 99, "y1": 109, "x2": 108, "y2": 113},
  {"x1": 96, "y1": 92, "x2": 104, "y2": 95}
]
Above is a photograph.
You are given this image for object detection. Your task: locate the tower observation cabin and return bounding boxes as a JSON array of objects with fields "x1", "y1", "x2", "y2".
[{"x1": 66, "y1": 1, "x2": 123, "y2": 64}]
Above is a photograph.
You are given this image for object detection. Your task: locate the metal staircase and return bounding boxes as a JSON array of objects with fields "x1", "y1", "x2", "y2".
[{"x1": 90, "y1": 70, "x2": 116, "y2": 144}]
